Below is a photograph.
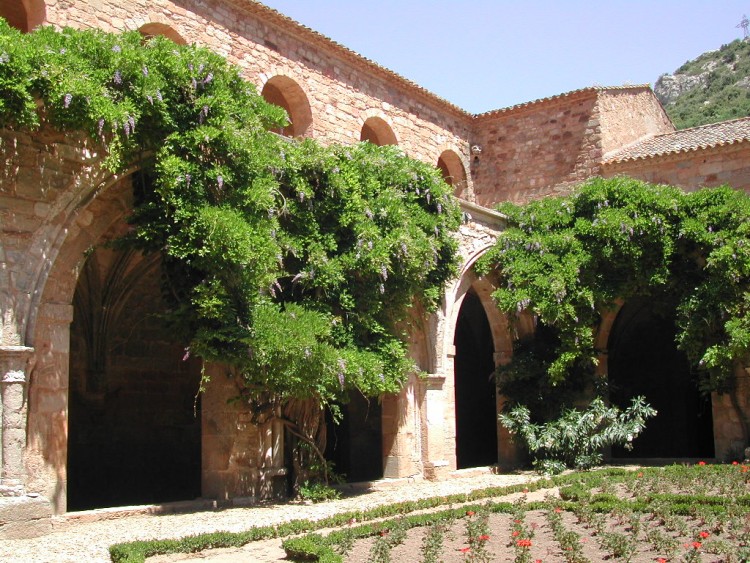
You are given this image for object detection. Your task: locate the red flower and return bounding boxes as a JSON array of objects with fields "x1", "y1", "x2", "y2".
[
  {"x1": 656, "y1": 558, "x2": 668, "y2": 563},
  {"x1": 692, "y1": 541, "x2": 702, "y2": 549},
  {"x1": 697, "y1": 461, "x2": 706, "y2": 466},
  {"x1": 743, "y1": 465, "x2": 749, "y2": 473},
  {"x1": 637, "y1": 471, "x2": 644, "y2": 478},
  {"x1": 516, "y1": 539, "x2": 532, "y2": 548},
  {"x1": 459, "y1": 547, "x2": 471, "y2": 553},
  {"x1": 733, "y1": 460, "x2": 740, "y2": 465},
  {"x1": 535, "y1": 560, "x2": 543, "y2": 563},
  {"x1": 554, "y1": 507, "x2": 562, "y2": 513},
  {"x1": 699, "y1": 531, "x2": 709, "y2": 539},
  {"x1": 478, "y1": 534, "x2": 490, "y2": 541},
  {"x1": 512, "y1": 530, "x2": 520, "y2": 537},
  {"x1": 466, "y1": 510, "x2": 475, "y2": 516},
  {"x1": 522, "y1": 488, "x2": 529, "y2": 493}
]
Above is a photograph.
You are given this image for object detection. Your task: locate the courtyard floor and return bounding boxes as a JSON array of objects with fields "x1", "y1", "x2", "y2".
[{"x1": 0, "y1": 468, "x2": 539, "y2": 563}]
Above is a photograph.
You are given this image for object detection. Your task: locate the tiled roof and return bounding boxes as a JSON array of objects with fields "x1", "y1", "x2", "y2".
[{"x1": 605, "y1": 117, "x2": 750, "y2": 164}]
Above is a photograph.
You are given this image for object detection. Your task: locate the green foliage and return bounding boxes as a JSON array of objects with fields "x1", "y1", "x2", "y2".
[
  {"x1": 0, "y1": 22, "x2": 460, "y2": 412},
  {"x1": 662, "y1": 39, "x2": 750, "y2": 129},
  {"x1": 298, "y1": 481, "x2": 342, "y2": 503},
  {"x1": 499, "y1": 397, "x2": 657, "y2": 473},
  {"x1": 477, "y1": 177, "x2": 750, "y2": 398}
]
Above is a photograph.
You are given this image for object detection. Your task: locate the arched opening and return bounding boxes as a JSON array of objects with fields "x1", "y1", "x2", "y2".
[
  {"x1": 608, "y1": 297, "x2": 714, "y2": 459},
  {"x1": 67, "y1": 181, "x2": 202, "y2": 511},
  {"x1": 454, "y1": 288, "x2": 497, "y2": 469},
  {"x1": 325, "y1": 391, "x2": 383, "y2": 482},
  {"x1": 360, "y1": 116, "x2": 397, "y2": 146},
  {"x1": 261, "y1": 76, "x2": 313, "y2": 138},
  {"x1": 437, "y1": 150, "x2": 468, "y2": 199},
  {"x1": 0, "y1": 0, "x2": 45, "y2": 32},
  {"x1": 138, "y1": 23, "x2": 187, "y2": 45}
]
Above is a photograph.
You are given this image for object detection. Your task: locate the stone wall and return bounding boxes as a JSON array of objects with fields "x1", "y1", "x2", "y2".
[
  {"x1": 44, "y1": 0, "x2": 473, "y2": 166},
  {"x1": 603, "y1": 144, "x2": 750, "y2": 193},
  {"x1": 470, "y1": 91, "x2": 601, "y2": 205},
  {"x1": 598, "y1": 87, "x2": 675, "y2": 157}
]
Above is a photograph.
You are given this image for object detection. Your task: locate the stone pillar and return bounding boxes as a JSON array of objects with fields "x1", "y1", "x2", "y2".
[
  {"x1": 420, "y1": 373, "x2": 450, "y2": 480},
  {"x1": 0, "y1": 346, "x2": 34, "y2": 496}
]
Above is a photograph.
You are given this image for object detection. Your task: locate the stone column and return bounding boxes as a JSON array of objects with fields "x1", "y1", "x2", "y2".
[
  {"x1": 420, "y1": 373, "x2": 450, "y2": 480},
  {"x1": 0, "y1": 346, "x2": 34, "y2": 496}
]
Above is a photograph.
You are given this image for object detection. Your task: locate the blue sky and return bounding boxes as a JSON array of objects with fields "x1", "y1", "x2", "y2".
[{"x1": 260, "y1": 1, "x2": 750, "y2": 114}]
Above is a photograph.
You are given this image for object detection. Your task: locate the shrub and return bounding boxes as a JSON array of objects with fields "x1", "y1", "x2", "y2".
[{"x1": 499, "y1": 396, "x2": 656, "y2": 474}]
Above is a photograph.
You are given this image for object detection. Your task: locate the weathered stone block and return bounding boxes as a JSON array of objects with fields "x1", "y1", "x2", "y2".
[{"x1": 0, "y1": 497, "x2": 53, "y2": 539}]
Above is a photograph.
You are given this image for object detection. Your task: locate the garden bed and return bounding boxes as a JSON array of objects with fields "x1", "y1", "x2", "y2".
[{"x1": 283, "y1": 463, "x2": 750, "y2": 562}]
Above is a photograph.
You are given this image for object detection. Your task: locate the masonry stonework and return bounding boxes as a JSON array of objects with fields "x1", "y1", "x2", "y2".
[{"x1": 2, "y1": 0, "x2": 750, "y2": 535}]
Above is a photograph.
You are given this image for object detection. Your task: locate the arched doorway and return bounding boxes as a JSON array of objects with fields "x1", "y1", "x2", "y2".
[
  {"x1": 454, "y1": 288, "x2": 497, "y2": 469},
  {"x1": 608, "y1": 297, "x2": 714, "y2": 458},
  {"x1": 67, "y1": 219, "x2": 202, "y2": 510}
]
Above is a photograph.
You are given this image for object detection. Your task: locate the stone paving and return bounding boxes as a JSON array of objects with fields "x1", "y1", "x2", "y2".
[{"x1": 0, "y1": 469, "x2": 539, "y2": 563}]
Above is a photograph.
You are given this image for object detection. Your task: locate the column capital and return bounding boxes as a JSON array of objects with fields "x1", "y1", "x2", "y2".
[
  {"x1": 420, "y1": 374, "x2": 445, "y2": 391},
  {"x1": 0, "y1": 347, "x2": 34, "y2": 384}
]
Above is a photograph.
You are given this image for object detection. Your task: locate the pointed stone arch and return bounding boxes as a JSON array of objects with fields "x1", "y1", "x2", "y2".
[
  {"x1": 437, "y1": 149, "x2": 469, "y2": 199},
  {"x1": 0, "y1": 0, "x2": 46, "y2": 33},
  {"x1": 360, "y1": 115, "x2": 398, "y2": 146},
  {"x1": 261, "y1": 75, "x2": 313, "y2": 138}
]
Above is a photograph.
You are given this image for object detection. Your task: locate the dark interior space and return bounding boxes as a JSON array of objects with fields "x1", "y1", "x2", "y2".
[
  {"x1": 454, "y1": 289, "x2": 498, "y2": 469},
  {"x1": 325, "y1": 390, "x2": 383, "y2": 482},
  {"x1": 608, "y1": 297, "x2": 714, "y2": 459},
  {"x1": 68, "y1": 246, "x2": 202, "y2": 511}
]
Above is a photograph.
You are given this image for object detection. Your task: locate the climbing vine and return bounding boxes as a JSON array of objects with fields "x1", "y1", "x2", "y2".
[
  {"x1": 0, "y1": 21, "x2": 461, "y2": 469},
  {"x1": 477, "y1": 176, "x2": 750, "y2": 408}
]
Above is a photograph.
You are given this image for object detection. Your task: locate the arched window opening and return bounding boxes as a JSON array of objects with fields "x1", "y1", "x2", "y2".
[
  {"x1": 360, "y1": 116, "x2": 397, "y2": 146},
  {"x1": 261, "y1": 76, "x2": 313, "y2": 138},
  {"x1": 138, "y1": 23, "x2": 187, "y2": 45},
  {"x1": 437, "y1": 150, "x2": 468, "y2": 198},
  {"x1": 1, "y1": 0, "x2": 46, "y2": 32}
]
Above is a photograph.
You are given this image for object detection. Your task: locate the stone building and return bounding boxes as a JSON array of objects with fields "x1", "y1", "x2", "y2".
[{"x1": 1, "y1": 0, "x2": 749, "y2": 537}]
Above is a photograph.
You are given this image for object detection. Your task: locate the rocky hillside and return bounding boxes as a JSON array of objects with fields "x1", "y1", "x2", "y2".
[{"x1": 655, "y1": 38, "x2": 750, "y2": 129}]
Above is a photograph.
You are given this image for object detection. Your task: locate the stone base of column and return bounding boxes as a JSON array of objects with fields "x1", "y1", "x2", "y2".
[
  {"x1": 423, "y1": 460, "x2": 449, "y2": 481},
  {"x1": 0, "y1": 495, "x2": 53, "y2": 539}
]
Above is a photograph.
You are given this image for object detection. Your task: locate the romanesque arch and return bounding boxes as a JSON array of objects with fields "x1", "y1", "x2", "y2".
[
  {"x1": 604, "y1": 296, "x2": 714, "y2": 459},
  {"x1": 437, "y1": 150, "x2": 469, "y2": 199},
  {"x1": 360, "y1": 116, "x2": 397, "y2": 146},
  {"x1": 138, "y1": 22, "x2": 187, "y2": 45},
  {"x1": 261, "y1": 75, "x2": 313, "y2": 138},
  {"x1": 24, "y1": 164, "x2": 201, "y2": 512},
  {"x1": 0, "y1": 0, "x2": 46, "y2": 33}
]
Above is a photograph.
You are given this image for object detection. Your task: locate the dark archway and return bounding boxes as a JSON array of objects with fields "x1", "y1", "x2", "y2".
[
  {"x1": 608, "y1": 297, "x2": 714, "y2": 459},
  {"x1": 325, "y1": 391, "x2": 383, "y2": 482},
  {"x1": 454, "y1": 288, "x2": 497, "y2": 469},
  {"x1": 67, "y1": 241, "x2": 202, "y2": 510}
]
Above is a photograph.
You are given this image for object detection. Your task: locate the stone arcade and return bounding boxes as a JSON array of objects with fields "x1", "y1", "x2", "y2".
[{"x1": 2, "y1": 0, "x2": 750, "y2": 538}]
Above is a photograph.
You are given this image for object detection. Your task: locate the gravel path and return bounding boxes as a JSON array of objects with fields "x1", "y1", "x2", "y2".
[{"x1": 0, "y1": 469, "x2": 539, "y2": 563}]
